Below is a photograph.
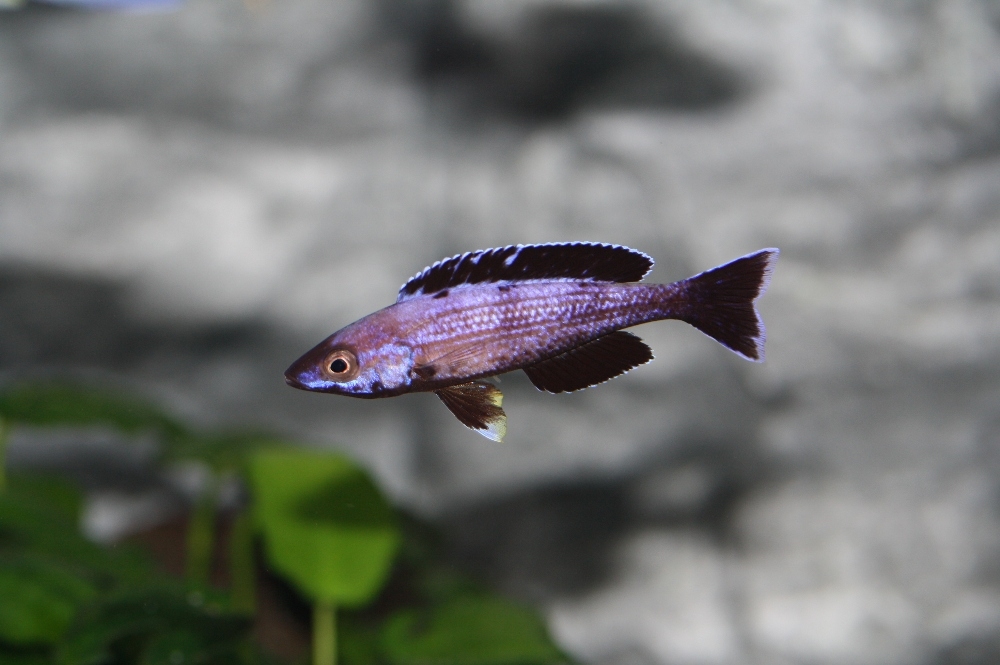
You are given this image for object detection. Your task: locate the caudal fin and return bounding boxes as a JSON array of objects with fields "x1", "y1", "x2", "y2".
[{"x1": 678, "y1": 248, "x2": 778, "y2": 362}]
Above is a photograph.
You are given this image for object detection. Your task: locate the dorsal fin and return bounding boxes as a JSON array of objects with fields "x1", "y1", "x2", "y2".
[{"x1": 398, "y1": 243, "x2": 653, "y2": 301}]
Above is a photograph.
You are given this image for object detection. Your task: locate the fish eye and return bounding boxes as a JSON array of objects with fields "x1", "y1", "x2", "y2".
[{"x1": 323, "y1": 349, "x2": 359, "y2": 382}]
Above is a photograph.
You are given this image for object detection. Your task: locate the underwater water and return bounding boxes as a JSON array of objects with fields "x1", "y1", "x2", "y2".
[{"x1": 2, "y1": 1, "x2": 1000, "y2": 664}]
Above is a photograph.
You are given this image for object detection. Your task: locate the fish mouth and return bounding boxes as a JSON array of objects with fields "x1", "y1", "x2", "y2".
[
  {"x1": 285, "y1": 349, "x2": 324, "y2": 391},
  {"x1": 284, "y1": 372, "x2": 307, "y2": 390},
  {"x1": 284, "y1": 358, "x2": 316, "y2": 390}
]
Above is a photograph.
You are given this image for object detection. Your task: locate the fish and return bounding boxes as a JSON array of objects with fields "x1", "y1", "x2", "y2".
[{"x1": 285, "y1": 243, "x2": 778, "y2": 442}]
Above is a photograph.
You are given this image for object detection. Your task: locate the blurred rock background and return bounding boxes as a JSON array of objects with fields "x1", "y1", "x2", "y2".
[{"x1": 2, "y1": 0, "x2": 1000, "y2": 663}]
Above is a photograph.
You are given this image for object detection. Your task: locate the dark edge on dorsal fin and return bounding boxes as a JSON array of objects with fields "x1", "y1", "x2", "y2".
[
  {"x1": 523, "y1": 331, "x2": 654, "y2": 394},
  {"x1": 398, "y1": 242, "x2": 654, "y2": 301},
  {"x1": 435, "y1": 381, "x2": 507, "y2": 441}
]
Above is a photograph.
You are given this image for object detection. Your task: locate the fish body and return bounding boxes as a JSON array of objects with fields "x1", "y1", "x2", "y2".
[
  {"x1": 287, "y1": 280, "x2": 678, "y2": 396},
  {"x1": 286, "y1": 243, "x2": 778, "y2": 441}
]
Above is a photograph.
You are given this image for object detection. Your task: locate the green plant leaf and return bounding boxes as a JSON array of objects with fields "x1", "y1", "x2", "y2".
[
  {"x1": 5, "y1": 474, "x2": 83, "y2": 524},
  {"x1": 0, "y1": 556, "x2": 98, "y2": 645},
  {"x1": 0, "y1": 646, "x2": 52, "y2": 665},
  {"x1": 0, "y1": 383, "x2": 184, "y2": 439},
  {"x1": 339, "y1": 615, "x2": 380, "y2": 665},
  {"x1": 380, "y1": 596, "x2": 564, "y2": 665},
  {"x1": 0, "y1": 489, "x2": 151, "y2": 586},
  {"x1": 249, "y1": 450, "x2": 399, "y2": 607},
  {"x1": 55, "y1": 590, "x2": 256, "y2": 665},
  {"x1": 140, "y1": 629, "x2": 206, "y2": 665},
  {"x1": 165, "y1": 431, "x2": 287, "y2": 474}
]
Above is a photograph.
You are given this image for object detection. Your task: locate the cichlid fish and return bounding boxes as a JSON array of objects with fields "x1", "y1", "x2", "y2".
[{"x1": 285, "y1": 243, "x2": 778, "y2": 441}]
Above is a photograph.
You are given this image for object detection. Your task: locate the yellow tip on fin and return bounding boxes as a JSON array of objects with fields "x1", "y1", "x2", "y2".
[{"x1": 434, "y1": 381, "x2": 507, "y2": 442}]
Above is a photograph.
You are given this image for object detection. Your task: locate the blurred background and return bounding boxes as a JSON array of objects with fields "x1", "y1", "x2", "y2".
[{"x1": 2, "y1": 0, "x2": 1000, "y2": 663}]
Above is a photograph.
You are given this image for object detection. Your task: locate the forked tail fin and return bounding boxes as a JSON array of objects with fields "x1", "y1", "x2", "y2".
[{"x1": 678, "y1": 248, "x2": 778, "y2": 362}]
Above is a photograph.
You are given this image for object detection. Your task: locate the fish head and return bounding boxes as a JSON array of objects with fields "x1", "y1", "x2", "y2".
[{"x1": 284, "y1": 323, "x2": 414, "y2": 398}]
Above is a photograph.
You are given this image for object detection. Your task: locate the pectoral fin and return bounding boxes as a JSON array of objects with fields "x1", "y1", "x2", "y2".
[
  {"x1": 435, "y1": 381, "x2": 507, "y2": 442},
  {"x1": 523, "y1": 331, "x2": 653, "y2": 393}
]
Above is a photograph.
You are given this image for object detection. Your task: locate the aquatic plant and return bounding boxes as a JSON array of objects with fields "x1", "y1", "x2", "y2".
[
  {"x1": 0, "y1": 380, "x2": 567, "y2": 665},
  {"x1": 250, "y1": 450, "x2": 399, "y2": 665}
]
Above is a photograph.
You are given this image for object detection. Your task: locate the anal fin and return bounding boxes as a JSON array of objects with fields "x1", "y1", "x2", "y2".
[
  {"x1": 523, "y1": 331, "x2": 653, "y2": 394},
  {"x1": 435, "y1": 381, "x2": 507, "y2": 442}
]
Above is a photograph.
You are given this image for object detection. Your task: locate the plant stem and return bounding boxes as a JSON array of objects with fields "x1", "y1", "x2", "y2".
[
  {"x1": 313, "y1": 600, "x2": 337, "y2": 665},
  {"x1": 185, "y1": 475, "x2": 217, "y2": 587},
  {"x1": 0, "y1": 417, "x2": 7, "y2": 493},
  {"x1": 228, "y1": 509, "x2": 256, "y2": 615}
]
